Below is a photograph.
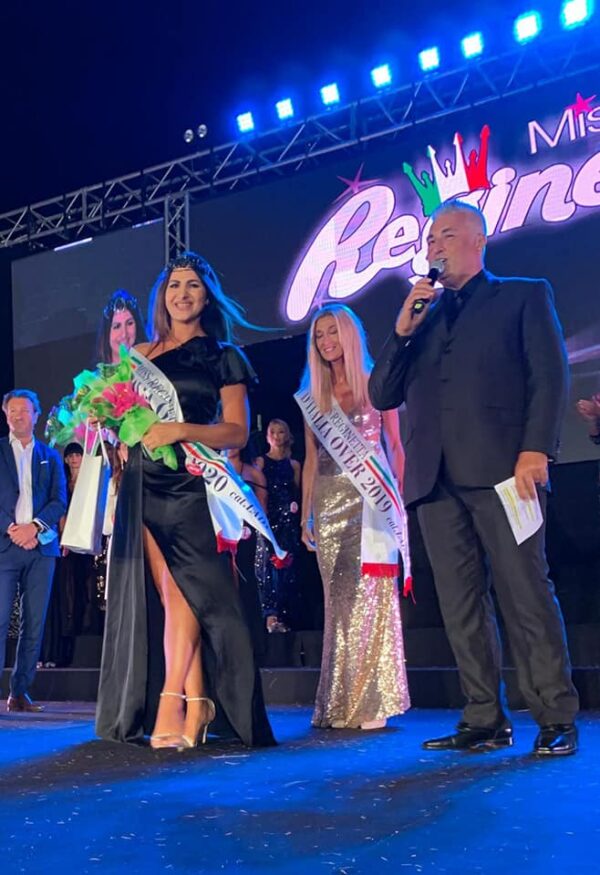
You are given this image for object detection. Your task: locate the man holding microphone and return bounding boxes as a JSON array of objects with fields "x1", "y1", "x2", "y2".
[{"x1": 369, "y1": 200, "x2": 578, "y2": 756}]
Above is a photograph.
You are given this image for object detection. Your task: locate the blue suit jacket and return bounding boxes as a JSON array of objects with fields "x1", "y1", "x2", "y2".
[{"x1": 0, "y1": 436, "x2": 67, "y2": 558}]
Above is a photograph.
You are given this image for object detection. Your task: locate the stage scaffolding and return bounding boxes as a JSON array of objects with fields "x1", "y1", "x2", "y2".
[{"x1": 1, "y1": 29, "x2": 599, "y2": 258}]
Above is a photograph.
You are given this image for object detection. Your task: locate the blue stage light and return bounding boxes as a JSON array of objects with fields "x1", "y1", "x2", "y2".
[
  {"x1": 236, "y1": 112, "x2": 255, "y2": 134},
  {"x1": 560, "y1": 0, "x2": 594, "y2": 28},
  {"x1": 371, "y1": 64, "x2": 392, "y2": 88},
  {"x1": 418, "y1": 47, "x2": 440, "y2": 72},
  {"x1": 320, "y1": 83, "x2": 340, "y2": 106},
  {"x1": 276, "y1": 98, "x2": 294, "y2": 120},
  {"x1": 513, "y1": 10, "x2": 542, "y2": 42},
  {"x1": 461, "y1": 32, "x2": 484, "y2": 59}
]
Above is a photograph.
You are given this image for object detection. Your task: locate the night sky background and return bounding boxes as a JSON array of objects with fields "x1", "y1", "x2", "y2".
[{"x1": 0, "y1": 0, "x2": 573, "y2": 213}]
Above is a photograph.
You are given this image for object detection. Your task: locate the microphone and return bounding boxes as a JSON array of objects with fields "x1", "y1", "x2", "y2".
[{"x1": 412, "y1": 259, "x2": 445, "y2": 314}]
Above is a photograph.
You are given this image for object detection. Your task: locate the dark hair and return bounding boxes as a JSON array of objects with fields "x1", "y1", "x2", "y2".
[
  {"x1": 2, "y1": 389, "x2": 42, "y2": 416},
  {"x1": 147, "y1": 251, "x2": 259, "y2": 344},
  {"x1": 95, "y1": 290, "x2": 147, "y2": 364},
  {"x1": 63, "y1": 442, "x2": 83, "y2": 489},
  {"x1": 63, "y1": 442, "x2": 83, "y2": 457}
]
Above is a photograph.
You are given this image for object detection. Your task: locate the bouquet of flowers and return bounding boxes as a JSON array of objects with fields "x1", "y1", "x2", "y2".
[{"x1": 45, "y1": 347, "x2": 178, "y2": 469}]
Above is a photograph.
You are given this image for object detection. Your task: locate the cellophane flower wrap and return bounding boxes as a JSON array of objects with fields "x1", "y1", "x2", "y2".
[{"x1": 45, "y1": 346, "x2": 178, "y2": 470}]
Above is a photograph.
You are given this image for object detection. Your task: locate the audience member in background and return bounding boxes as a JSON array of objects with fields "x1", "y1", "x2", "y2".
[
  {"x1": 576, "y1": 393, "x2": 600, "y2": 447},
  {"x1": 0, "y1": 389, "x2": 66, "y2": 712},
  {"x1": 255, "y1": 419, "x2": 301, "y2": 633}
]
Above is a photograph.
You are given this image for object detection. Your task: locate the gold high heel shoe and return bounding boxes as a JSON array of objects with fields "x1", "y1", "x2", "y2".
[
  {"x1": 181, "y1": 696, "x2": 216, "y2": 748},
  {"x1": 150, "y1": 691, "x2": 186, "y2": 750}
]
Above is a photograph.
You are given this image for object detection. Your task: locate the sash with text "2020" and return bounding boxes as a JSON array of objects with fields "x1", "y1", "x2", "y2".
[
  {"x1": 129, "y1": 347, "x2": 287, "y2": 562},
  {"x1": 295, "y1": 389, "x2": 411, "y2": 588}
]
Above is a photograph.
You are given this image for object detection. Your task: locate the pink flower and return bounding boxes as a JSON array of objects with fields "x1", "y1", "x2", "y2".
[
  {"x1": 73, "y1": 422, "x2": 87, "y2": 441},
  {"x1": 101, "y1": 382, "x2": 149, "y2": 419}
]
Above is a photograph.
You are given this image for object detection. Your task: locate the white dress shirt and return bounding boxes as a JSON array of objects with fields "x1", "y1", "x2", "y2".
[{"x1": 9, "y1": 432, "x2": 35, "y2": 525}]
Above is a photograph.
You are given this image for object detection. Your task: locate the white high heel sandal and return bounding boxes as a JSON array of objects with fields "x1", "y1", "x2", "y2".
[
  {"x1": 150, "y1": 691, "x2": 186, "y2": 750},
  {"x1": 181, "y1": 696, "x2": 216, "y2": 748}
]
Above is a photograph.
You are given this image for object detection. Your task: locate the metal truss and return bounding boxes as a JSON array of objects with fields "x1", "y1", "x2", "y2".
[
  {"x1": 164, "y1": 192, "x2": 190, "y2": 261},
  {"x1": 1, "y1": 27, "x2": 599, "y2": 252}
]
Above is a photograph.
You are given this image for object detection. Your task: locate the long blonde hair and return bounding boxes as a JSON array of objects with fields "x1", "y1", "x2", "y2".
[{"x1": 299, "y1": 304, "x2": 373, "y2": 413}]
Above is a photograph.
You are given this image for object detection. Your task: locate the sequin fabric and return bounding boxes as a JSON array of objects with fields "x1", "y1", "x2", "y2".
[
  {"x1": 254, "y1": 457, "x2": 301, "y2": 621},
  {"x1": 312, "y1": 404, "x2": 410, "y2": 728}
]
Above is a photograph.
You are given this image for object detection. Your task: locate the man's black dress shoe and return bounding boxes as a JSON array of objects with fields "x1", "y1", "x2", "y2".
[
  {"x1": 533, "y1": 724, "x2": 578, "y2": 757},
  {"x1": 422, "y1": 723, "x2": 513, "y2": 752},
  {"x1": 6, "y1": 694, "x2": 45, "y2": 713}
]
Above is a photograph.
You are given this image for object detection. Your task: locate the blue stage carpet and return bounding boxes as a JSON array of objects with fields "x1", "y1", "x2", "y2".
[{"x1": 0, "y1": 705, "x2": 598, "y2": 874}]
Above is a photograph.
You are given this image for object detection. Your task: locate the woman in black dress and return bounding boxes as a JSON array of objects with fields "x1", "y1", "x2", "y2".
[
  {"x1": 41, "y1": 442, "x2": 98, "y2": 667},
  {"x1": 227, "y1": 440, "x2": 268, "y2": 664},
  {"x1": 95, "y1": 253, "x2": 275, "y2": 750},
  {"x1": 255, "y1": 420, "x2": 301, "y2": 632}
]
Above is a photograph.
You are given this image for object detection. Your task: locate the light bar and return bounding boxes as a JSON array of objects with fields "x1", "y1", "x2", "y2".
[
  {"x1": 514, "y1": 10, "x2": 542, "y2": 43},
  {"x1": 276, "y1": 98, "x2": 294, "y2": 120},
  {"x1": 461, "y1": 32, "x2": 484, "y2": 59},
  {"x1": 418, "y1": 47, "x2": 440, "y2": 72},
  {"x1": 236, "y1": 111, "x2": 255, "y2": 134},
  {"x1": 320, "y1": 83, "x2": 340, "y2": 106},
  {"x1": 371, "y1": 64, "x2": 392, "y2": 88},
  {"x1": 560, "y1": 0, "x2": 594, "y2": 28}
]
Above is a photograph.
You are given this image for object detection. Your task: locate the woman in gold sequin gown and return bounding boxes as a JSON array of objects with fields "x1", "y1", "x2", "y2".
[{"x1": 299, "y1": 305, "x2": 410, "y2": 730}]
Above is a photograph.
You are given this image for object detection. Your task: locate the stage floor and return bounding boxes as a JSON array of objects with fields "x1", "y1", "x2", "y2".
[{"x1": 0, "y1": 705, "x2": 598, "y2": 874}]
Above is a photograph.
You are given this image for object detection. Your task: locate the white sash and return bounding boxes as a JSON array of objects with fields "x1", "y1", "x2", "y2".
[
  {"x1": 295, "y1": 389, "x2": 411, "y2": 585},
  {"x1": 130, "y1": 347, "x2": 287, "y2": 561}
]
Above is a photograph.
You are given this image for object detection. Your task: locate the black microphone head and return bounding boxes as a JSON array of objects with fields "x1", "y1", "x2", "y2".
[{"x1": 427, "y1": 259, "x2": 445, "y2": 282}]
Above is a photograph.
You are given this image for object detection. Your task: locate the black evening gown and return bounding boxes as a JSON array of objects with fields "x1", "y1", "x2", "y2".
[
  {"x1": 234, "y1": 503, "x2": 267, "y2": 665},
  {"x1": 95, "y1": 337, "x2": 276, "y2": 747},
  {"x1": 41, "y1": 486, "x2": 100, "y2": 667},
  {"x1": 255, "y1": 456, "x2": 301, "y2": 625}
]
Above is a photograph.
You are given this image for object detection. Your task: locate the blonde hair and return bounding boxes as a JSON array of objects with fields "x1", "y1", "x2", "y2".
[
  {"x1": 267, "y1": 418, "x2": 293, "y2": 457},
  {"x1": 299, "y1": 305, "x2": 373, "y2": 413}
]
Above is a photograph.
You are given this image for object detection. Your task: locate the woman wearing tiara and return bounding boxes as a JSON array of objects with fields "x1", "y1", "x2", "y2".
[
  {"x1": 95, "y1": 252, "x2": 275, "y2": 749},
  {"x1": 95, "y1": 289, "x2": 147, "y2": 365},
  {"x1": 297, "y1": 304, "x2": 410, "y2": 731}
]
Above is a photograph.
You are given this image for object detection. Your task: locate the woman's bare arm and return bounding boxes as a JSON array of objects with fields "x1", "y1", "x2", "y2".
[{"x1": 300, "y1": 422, "x2": 318, "y2": 551}]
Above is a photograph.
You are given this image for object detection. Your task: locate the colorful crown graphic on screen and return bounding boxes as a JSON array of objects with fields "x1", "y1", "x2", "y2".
[{"x1": 402, "y1": 124, "x2": 491, "y2": 216}]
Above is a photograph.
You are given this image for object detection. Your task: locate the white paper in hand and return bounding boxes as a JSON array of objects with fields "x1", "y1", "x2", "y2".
[{"x1": 494, "y1": 476, "x2": 543, "y2": 545}]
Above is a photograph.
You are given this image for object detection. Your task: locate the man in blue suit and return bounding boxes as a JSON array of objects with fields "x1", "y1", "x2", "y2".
[{"x1": 0, "y1": 389, "x2": 67, "y2": 711}]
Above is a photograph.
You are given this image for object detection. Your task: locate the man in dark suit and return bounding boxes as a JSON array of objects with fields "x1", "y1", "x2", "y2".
[
  {"x1": 0, "y1": 389, "x2": 67, "y2": 711},
  {"x1": 369, "y1": 200, "x2": 579, "y2": 756}
]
